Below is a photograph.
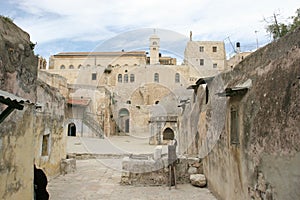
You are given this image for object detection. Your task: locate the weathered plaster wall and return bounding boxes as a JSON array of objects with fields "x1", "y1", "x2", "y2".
[
  {"x1": 179, "y1": 27, "x2": 300, "y2": 199},
  {"x1": 34, "y1": 80, "x2": 66, "y2": 178},
  {"x1": 0, "y1": 16, "x2": 37, "y2": 200}
]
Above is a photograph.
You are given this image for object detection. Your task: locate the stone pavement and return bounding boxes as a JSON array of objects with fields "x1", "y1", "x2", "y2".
[
  {"x1": 48, "y1": 159, "x2": 217, "y2": 200},
  {"x1": 67, "y1": 135, "x2": 168, "y2": 155}
]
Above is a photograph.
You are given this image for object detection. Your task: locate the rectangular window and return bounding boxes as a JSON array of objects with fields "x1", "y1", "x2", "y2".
[
  {"x1": 200, "y1": 59, "x2": 204, "y2": 66},
  {"x1": 41, "y1": 134, "x2": 49, "y2": 156},
  {"x1": 92, "y1": 73, "x2": 97, "y2": 80},
  {"x1": 199, "y1": 46, "x2": 204, "y2": 52},
  {"x1": 230, "y1": 108, "x2": 239, "y2": 144},
  {"x1": 212, "y1": 46, "x2": 217, "y2": 52},
  {"x1": 213, "y1": 63, "x2": 217, "y2": 68}
]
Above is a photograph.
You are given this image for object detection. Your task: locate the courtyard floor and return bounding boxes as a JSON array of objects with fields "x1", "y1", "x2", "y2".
[{"x1": 48, "y1": 136, "x2": 217, "y2": 200}]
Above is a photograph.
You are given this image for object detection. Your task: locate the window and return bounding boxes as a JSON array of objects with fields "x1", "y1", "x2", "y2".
[
  {"x1": 154, "y1": 73, "x2": 159, "y2": 83},
  {"x1": 230, "y1": 107, "x2": 239, "y2": 144},
  {"x1": 92, "y1": 73, "x2": 97, "y2": 80},
  {"x1": 124, "y1": 74, "x2": 128, "y2": 83},
  {"x1": 41, "y1": 134, "x2": 49, "y2": 156},
  {"x1": 126, "y1": 100, "x2": 131, "y2": 104},
  {"x1": 130, "y1": 74, "x2": 135, "y2": 82},
  {"x1": 213, "y1": 63, "x2": 218, "y2": 68},
  {"x1": 153, "y1": 41, "x2": 157, "y2": 45},
  {"x1": 60, "y1": 65, "x2": 65, "y2": 69},
  {"x1": 153, "y1": 48, "x2": 156, "y2": 50},
  {"x1": 175, "y1": 73, "x2": 180, "y2": 83},
  {"x1": 212, "y1": 46, "x2": 217, "y2": 52},
  {"x1": 78, "y1": 64, "x2": 82, "y2": 69},
  {"x1": 199, "y1": 46, "x2": 204, "y2": 52},
  {"x1": 69, "y1": 65, "x2": 74, "y2": 69},
  {"x1": 118, "y1": 74, "x2": 122, "y2": 83},
  {"x1": 200, "y1": 59, "x2": 204, "y2": 66}
]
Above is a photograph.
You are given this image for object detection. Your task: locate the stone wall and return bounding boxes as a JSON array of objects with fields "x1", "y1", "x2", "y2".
[
  {"x1": 34, "y1": 80, "x2": 66, "y2": 178},
  {"x1": 178, "y1": 27, "x2": 300, "y2": 199},
  {"x1": 0, "y1": 16, "x2": 37, "y2": 200},
  {"x1": 121, "y1": 155, "x2": 203, "y2": 186}
]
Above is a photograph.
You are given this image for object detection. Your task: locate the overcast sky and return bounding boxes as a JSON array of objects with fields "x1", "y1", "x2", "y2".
[{"x1": 1, "y1": 0, "x2": 299, "y2": 61}]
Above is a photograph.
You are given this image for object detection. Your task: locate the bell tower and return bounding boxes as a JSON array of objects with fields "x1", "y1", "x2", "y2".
[{"x1": 149, "y1": 30, "x2": 160, "y2": 65}]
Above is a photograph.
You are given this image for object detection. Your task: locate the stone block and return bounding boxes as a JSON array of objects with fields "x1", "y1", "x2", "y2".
[
  {"x1": 188, "y1": 166, "x2": 198, "y2": 174},
  {"x1": 153, "y1": 146, "x2": 162, "y2": 160},
  {"x1": 187, "y1": 157, "x2": 200, "y2": 166},
  {"x1": 190, "y1": 174, "x2": 206, "y2": 187}
]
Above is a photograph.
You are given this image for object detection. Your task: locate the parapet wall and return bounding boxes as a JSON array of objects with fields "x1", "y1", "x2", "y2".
[{"x1": 121, "y1": 155, "x2": 203, "y2": 186}]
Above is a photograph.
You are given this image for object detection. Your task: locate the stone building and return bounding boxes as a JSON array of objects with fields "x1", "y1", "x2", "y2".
[
  {"x1": 43, "y1": 33, "x2": 227, "y2": 143},
  {"x1": 184, "y1": 40, "x2": 226, "y2": 77},
  {"x1": 0, "y1": 17, "x2": 66, "y2": 199},
  {"x1": 178, "y1": 27, "x2": 300, "y2": 199}
]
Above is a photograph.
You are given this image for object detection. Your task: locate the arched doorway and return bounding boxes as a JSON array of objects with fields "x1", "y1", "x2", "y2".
[
  {"x1": 68, "y1": 123, "x2": 76, "y2": 136},
  {"x1": 119, "y1": 108, "x2": 130, "y2": 133},
  {"x1": 163, "y1": 128, "x2": 174, "y2": 140}
]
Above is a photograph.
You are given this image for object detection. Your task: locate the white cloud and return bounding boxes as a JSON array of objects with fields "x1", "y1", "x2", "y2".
[{"x1": 3, "y1": 0, "x2": 300, "y2": 57}]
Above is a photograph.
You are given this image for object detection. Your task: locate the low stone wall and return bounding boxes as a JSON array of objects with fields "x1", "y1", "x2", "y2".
[{"x1": 121, "y1": 155, "x2": 203, "y2": 186}]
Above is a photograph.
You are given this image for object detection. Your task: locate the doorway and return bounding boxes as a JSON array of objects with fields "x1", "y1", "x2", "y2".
[{"x1": 68, "y1": 123, "x2": 76, "y2": 136}]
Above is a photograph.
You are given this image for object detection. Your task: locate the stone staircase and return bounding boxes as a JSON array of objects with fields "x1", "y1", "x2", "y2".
[{"x1": 82, "y1": 113, "x2": 104, "y2": 138}]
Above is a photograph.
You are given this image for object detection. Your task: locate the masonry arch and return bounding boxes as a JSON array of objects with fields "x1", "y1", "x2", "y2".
[
  {"x1": 118, "y1": 108, "x2": 130, "y2": 133},
  {"x1": 130, "y1": 83, "x2": 173, "y2": 106},
  {"x1": 163, "y1": 127, "x2": 174, "y2": 140},
  {"x1": 67, "y1": 123, "x2": 76, "y2": 136}
]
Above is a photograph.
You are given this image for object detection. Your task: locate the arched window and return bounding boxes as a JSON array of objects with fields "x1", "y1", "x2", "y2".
[
  {"x1": 60, "y1": 65, "x2": 65, "y2": 69},
  {"x1": 130, "y1": 74, "x2": 135, "y2": 82},
  {"x1": 118, "y1": 74, "x2": 122, "y2": 83},
  {"x1": 124, "y1": 74, "x2": 128, "y2": 83},
  {"x1": 175, "y1": 73, "x2": 180, "y2": 83},
  {"x1": 78, "y1": 64, "x2": 82, "y2": 69},
  {"x1": 154, "y1": 73, "x2": 159, "y2": 83},
  {"x1": 69, "y1": 65, "x2": 74, "y2": 69}
]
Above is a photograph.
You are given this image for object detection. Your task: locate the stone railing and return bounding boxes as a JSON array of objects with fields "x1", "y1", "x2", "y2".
[{"x1": 82, "y1": 113, "x2": 104, "y2": 138}]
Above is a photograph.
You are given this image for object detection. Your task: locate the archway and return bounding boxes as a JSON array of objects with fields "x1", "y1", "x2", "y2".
[
  {"x1": 118, "y1": 108, "x2": 130, "y2": 133},
  {"x1": 163, "y1": 127, "x2": 174, "y2": 140},
  {"x1": 68, "y1": 123, "x2": 76, "y2": 136}
]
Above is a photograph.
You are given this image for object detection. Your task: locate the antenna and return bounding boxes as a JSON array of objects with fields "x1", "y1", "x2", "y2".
[{"x1": 225, "y1": 36, "x2": 237, "y2": 53}]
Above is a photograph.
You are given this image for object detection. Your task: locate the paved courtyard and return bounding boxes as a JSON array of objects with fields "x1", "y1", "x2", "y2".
[
  {"x1": 48, "y1": 136, "x2": 217, "y2": 199},
  {"x1": 48, "y1": 159, "x2": 217, "y2": 200}
]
